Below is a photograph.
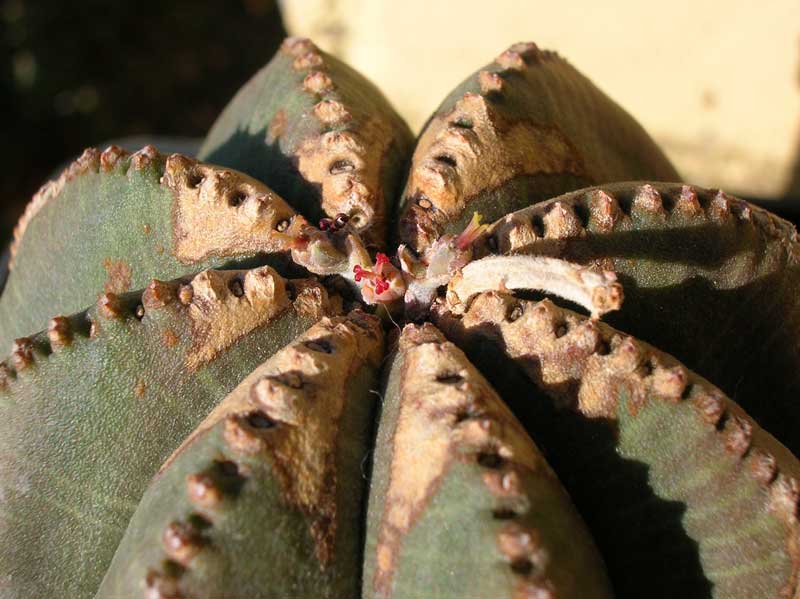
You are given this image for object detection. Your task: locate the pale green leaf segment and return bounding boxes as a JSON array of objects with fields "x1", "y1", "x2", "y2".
[
  {"x1": 0, "y1": 268, "x2": 329, "y2": 598},
  {"x1": 435, "y1": 293, "x2": 800, "y2": 598},
  {"x1": 0, "y1": 146, "x2": 299, "y2": 349},
  {"x1": 363, "y1": 324, "x2": 613, "y2": 599},
  {"x1": 97, "y1": 311, "x2": 384, "y2": 599}
]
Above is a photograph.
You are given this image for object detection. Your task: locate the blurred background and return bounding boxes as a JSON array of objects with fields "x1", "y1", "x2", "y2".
[{"x1": 3, "y1": 0, "x2": 800, "y2": 246}]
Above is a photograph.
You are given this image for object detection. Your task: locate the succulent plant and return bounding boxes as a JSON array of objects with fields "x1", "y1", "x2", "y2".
[{"x1": 0, "y1": 36, "x2": 797, "y2": 599}]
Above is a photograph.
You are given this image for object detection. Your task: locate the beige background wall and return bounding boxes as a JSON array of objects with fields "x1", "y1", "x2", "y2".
[{"x1": 281, "y1": 0, "x2": 800, "y2": 199}]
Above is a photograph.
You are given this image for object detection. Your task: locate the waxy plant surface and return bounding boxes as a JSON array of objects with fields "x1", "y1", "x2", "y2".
[{"x1": 1, "y1": 38, "x2": 799, "y2": 599}]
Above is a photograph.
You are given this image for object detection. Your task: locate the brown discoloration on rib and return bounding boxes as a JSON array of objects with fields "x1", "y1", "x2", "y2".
[
  {"x1": 542, "y1": 201, "x2": 583, "y2": 240},
  {"x1": 651, "y1": 365, "x2": 688, "y2": 401},
  {"x1": 633, "y1": 183, "x2": 666, "y2": 215},
  {"x1": 496, "y1": 523, "x2": 541, "y2": 562},
  {"x1": 243, "y1": 312, "x2": 382, "y2": 565},
  {"x1": 495, "y1": 42, "x2": 549, "y2": 71},
  {"x1": 47, "y1": 316, "x2": 72, "y2": 351},
  {"x1": 163, "y1": 154, "x2": 298, "y2": 265},
  {"x1": 478, "y1": 70, "x2": 505, "y2": 94},
  {"x1": 373, "y1": 323, "x2": 544, "y2": 597},
  {"x1": 96, "y1": 293, "x2": 124, "y2": 320},
  {"x1": 184, "y1": 266, "x2": 291, "y2": 371},
  {"x1": 223, "y1": 413, "x2": 270, "y2": 455},
  {"x1": 514, "y1": 579, "x2": 557, "y2": 599},
  {"x1": 293, "y1": 51, "x2": 324, "y2": 71},
  {"x1": 162, "y1": 329, "x2": 179, "y2": 348},
  {"x1": 751, "y1": 449, "x2": 778, "y2": 486},
  {"x1": 142, "y1": 279, "x2": 177, "y2": 310},
  {"x1": 167, "y1": 311, "x2": 383, "y2": 566},
  {"x1": 177, "y1": 284, "x2": 193, "y2": 306},
  {"x1": 313, "y1": 100, "x2": 351, "y2": 125},
  {"x1": 144, "y1": 570, "x2": 183, "y2": 599},
  {"x1": 589, "y1": 189, "x2": 622, "y2": 232},
  {"x1": 304, "y1": 71, "x2": 334, "y2": 94},
  {"x1": 400, "y1": 92, "x2": 586, "y2": 250},
  {"x1": 134, "y1": 380, "x2": 147, "y2": 398},
  {"x1": 287, "y1": 278, "x2": 343, "y2": 321},
  {"x1": 281, "y1": 36, "x2": 317, "y2": 58},
  {"x1": 102, "y1": 258, "x2": 132, "y2": 294},
  {"x1": 768, "y1": 473, "x2": 800, "y2": 598},
  {"x1": 496, "y1": 523, "x2": 559, "y2": 599},
  {"x1": 162, "y1": 520, "x2": 206, "y2": 566},
  {"x1": 268, "y1": 108, "x2": 287, "y2": 141},
  {"x1": 186, "y1": 472, "x2": 224, "y2": 509},
  {"x1": 128, "y1": 144, "x2": 160, "y2": 170},
  {"x1": 10, "y1": 337, "x2": 34, "y2": 371},
  {"x1": 281, "y1": 37, "x2": 325, "y2": 70},
  {"x1": 296, "y1": 116, "x2": 395, "y2": 242},
  {"x1": 0, "y1": 361, "x2": 11, "y2": 391},
  {"x1": 100, "y1": 145, "x2": 126, "y2": 171},
  {"x1": 724, "y1": 416, "x2": 753, "y2": 457},
  {"x1": 432, "y1": 291, "x2": 800, "y2": 596}
]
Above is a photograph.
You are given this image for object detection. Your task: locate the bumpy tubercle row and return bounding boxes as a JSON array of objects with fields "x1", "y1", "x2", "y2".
[{"x1": 280, "y1": 210, "x2": 625, "y2": 320}]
